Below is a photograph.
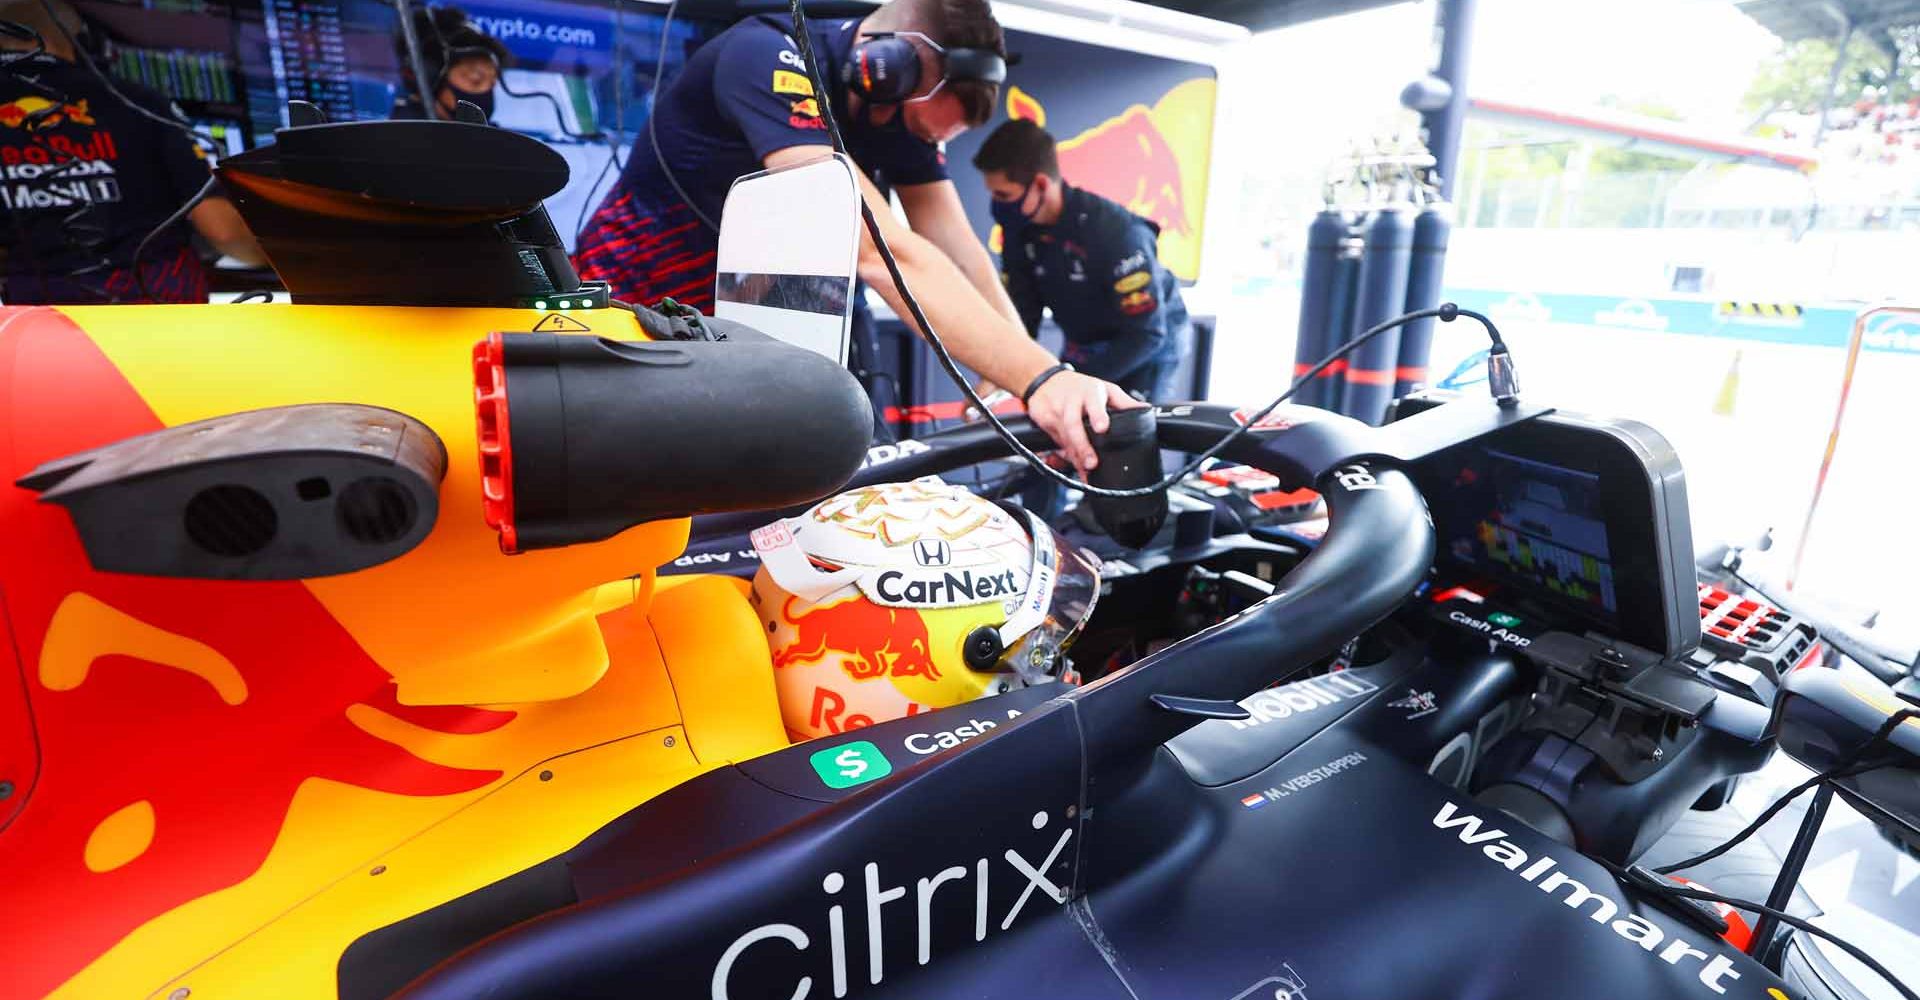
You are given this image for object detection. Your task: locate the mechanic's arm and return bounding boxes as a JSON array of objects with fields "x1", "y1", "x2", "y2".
[
  {"x1": 146, "y1": 94, "x2": 266, "y2": 268},
  {"x1": 964, "y1": 230, "x2": 1046, "y2": 407},
  {"x1": 188, "y1": 197, "x2": 265, "y2": 266},
  {"x1": 896, "y1": 180, "x2": 1023, "y2": 329},
  {"x1": 760, "y1": 147, "x2": 1133, "y2": 470}
]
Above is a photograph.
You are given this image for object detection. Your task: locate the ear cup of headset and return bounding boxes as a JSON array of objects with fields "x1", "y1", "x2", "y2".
[{"x1": 842, "y1": 35, "x2": 922, "y2": 104}]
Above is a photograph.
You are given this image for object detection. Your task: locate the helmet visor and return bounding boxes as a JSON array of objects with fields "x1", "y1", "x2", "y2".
[{"x1": 994, "y1": 507, "x2": 1101, "y2": 684}]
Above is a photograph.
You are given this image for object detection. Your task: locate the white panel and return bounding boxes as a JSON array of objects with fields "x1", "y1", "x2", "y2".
[{"x1": 717, "y1": 152, "x2": 862, "y2": 364}]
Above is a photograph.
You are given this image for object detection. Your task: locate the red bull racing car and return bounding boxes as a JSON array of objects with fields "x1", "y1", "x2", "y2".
[{"x1": 3, "y1": 72, "x2": 1916, "y2": 1000}]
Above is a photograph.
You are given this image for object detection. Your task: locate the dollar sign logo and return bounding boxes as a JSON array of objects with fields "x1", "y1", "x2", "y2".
[{"x1": 810, "y1": 740, "x2": 891, "y2": 789}]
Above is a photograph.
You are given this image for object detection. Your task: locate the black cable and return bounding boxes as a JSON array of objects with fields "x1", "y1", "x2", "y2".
[
  {"x1": 38, "y1": 0, "x2": 217, "y2": 158},
  {"x1": 1656, "y1": 707, "x2": 1920, "y2": 875},
  {"x1": 1, "y1": 23, "x2": 156, "y2": 300},
  {"x1": 127, "y1": 173, "x2": 217, "y2": 301},
  {"x1": 495, "y1": 74, "x2": 603, "y2": 140},
  {"x1": 652, "y1": 0, "x2": 720, "y2": 232},
  {"x1": 783, "y1": 0, "x2": 1508, "y2": 498},
  {"x1": 0, "y1": 16, "x2": 47, "y2": 61},
  {"x1": 1596, "y1": 857, "x2": 1920, "y2": 1000},
  {"x1": 31, "y1": 0, "x2": 224, "y2": 303},
  {"x1": 231, "y1": 289, "x2": 274, "y2": 303},
  {"x1": 576, "y1": 131, "x2": 621, "y2": 240},
  {"x1": 1653, "y1": 770, "x2": 1827, "y2": 875},
  {"x1": 611, "y1": 0, "x2": 626, "y2": 172},
  {"x1": 573, "y1": 0, "x2": 627, "y2": 242}
]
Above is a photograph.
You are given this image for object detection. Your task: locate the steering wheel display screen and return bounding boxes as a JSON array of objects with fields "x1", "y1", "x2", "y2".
[
  {"x1": 1443, "y1": 449, "x2": 1618, "y2": 616},
  {"x1": 1413, "y1": 409, "x2": 1696, "y2": 657}
]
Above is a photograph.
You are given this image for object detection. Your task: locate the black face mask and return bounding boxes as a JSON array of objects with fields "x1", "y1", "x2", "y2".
[
  {"x1": 990, "y1": 179, "x2": 1038, "y2": 230},
  {"x1": 445, "y1": 82, "x2": 494, "y2": 120}
]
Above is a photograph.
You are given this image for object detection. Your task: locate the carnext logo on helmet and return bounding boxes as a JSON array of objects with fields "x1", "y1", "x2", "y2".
[{"x1": 871, "y1": 568, "x2": 1023, "y2": 607}]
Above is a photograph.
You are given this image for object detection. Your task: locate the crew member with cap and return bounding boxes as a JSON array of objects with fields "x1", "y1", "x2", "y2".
[{"x1": 573, "y1": 0, "x2": 1136, "y2": 471}]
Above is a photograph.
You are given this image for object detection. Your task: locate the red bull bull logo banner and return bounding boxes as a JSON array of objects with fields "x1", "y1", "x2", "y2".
[{"x1": 947, "y1": 32, "x2": 1218, "y2": 282}]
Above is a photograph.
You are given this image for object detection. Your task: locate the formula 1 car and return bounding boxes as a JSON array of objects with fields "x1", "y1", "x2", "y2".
[{"x1": 3, "y1": 113, "x2": 1915, "y2": 1000}]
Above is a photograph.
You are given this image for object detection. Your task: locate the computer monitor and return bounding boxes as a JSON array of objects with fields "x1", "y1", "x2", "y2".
[{"x1": 70, "y1": 0, "x2": 720, "y2": 250}]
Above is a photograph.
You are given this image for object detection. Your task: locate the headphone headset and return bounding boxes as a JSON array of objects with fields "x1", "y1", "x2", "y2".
[
  {"x1": 414, "y1": 6, "x2": 500, "y2": 88},
  {"x1": 843, "y1": 30, "x2": 1004, "y2": 105}
]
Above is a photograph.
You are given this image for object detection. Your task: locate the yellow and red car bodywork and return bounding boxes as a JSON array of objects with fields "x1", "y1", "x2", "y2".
[{"x1": 0, "y1": 303, "x2": 783, "y2": 998}]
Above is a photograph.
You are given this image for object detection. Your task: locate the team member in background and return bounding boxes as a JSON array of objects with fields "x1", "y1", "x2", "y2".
[
  {"x1": 573, "y1": 0, "x2": 1136, "y2": 471},
  {"x1": 0, "y1": 0, "x2": 261, "y2": 304},
  {"x1": 389, "y1": 6, "x2": 510, "y2": 122},
  {"x1": 972, "y1": 118, "x2": 1189, "y2": 405}
]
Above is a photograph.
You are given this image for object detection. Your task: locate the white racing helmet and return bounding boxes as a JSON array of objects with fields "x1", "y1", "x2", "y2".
[{"x1": 749, "y1": 477, "x2": 1099, "y2": 740}]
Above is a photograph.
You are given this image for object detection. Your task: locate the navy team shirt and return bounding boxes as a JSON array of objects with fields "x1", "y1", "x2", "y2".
[
  {"x1": 575, "y1": 16, "x2": 947, "y2": 311},
  {"x1": 1, "y1": 55, "x2": 211, "y2": 304},
  {"x1": 999, "y1": 183, "x2": 1187, "y2": 388}
]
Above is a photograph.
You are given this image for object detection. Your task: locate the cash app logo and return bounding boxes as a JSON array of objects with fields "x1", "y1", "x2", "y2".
[
  {"x1": 811, "y1": 740, "x2": 892, "y2": 789},
  {"x1": 1488, "y1": 611, "x2": 1523, "y2": 628}
]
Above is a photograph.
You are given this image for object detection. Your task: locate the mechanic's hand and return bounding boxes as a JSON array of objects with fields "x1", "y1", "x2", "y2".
[{"x1": 1025, "y1": 372, "x2": 1142, "y2": 472}]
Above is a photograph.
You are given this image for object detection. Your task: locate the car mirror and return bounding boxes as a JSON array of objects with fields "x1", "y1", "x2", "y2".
[
  {"x1": 715, "y1": 152, "x2": 861, "y2": 365},
  {"x1": 1775, "y1": 666, "x2": 1920, "y2": 842}
]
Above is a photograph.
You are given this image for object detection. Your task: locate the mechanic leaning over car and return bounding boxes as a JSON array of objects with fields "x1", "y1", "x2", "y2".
[
  {"x1": 973, "y1": 118, "x2": 1189, "y2": 405},
  {"x1": 0, "y1": 0, "x2": 262, "y2": 304},
  {"x1": 572, "y1": 0, "x2": 1137, "y2": 471}
]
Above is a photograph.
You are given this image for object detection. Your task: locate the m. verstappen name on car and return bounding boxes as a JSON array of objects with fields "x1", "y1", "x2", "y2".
[
  {"x1": 711, "y1": 808, "x2": 1075, "y2": 999},
  {"x1": 865, "y1": 568, "x2": 1024, "y2": 608},
  {"x1": 1432, "y1": 801, "x2": 1744, "y2": 994},
  {"x1": 1240, "y1": 751, "x2": 1369, "y2": 809}
]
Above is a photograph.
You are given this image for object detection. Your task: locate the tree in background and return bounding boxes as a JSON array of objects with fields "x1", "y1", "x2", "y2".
[
  {"x1": 1744, "y1": 25, "x2": 1920, "y2": 114},
  {"x1": 1456, "y1": 97, "x2": 1695, "y2": 229}
]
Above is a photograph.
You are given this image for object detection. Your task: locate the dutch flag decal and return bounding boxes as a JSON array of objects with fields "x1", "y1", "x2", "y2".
[{"x1": 1241, "y1": 792, "x2": 1268, "y2": 810}]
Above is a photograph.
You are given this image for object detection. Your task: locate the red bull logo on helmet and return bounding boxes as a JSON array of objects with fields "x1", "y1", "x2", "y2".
[{"x1": 776, "y1": 596, "x2": 942, "y2": 683}]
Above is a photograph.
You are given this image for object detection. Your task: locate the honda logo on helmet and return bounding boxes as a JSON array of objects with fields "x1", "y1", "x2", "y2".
[{"x1": 913, "y1": 538, "x2": 952, "y2": 567}]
